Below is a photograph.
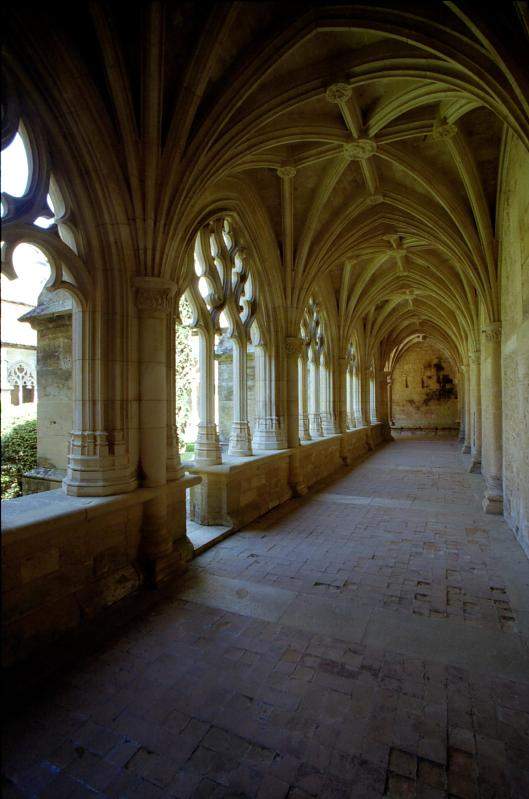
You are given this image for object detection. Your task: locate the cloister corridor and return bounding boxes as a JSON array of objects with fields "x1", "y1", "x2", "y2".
[{"x1": 3, "y1": 439, "x2": 529, "y2": 799}]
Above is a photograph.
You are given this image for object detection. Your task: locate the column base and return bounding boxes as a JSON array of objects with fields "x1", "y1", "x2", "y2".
[
  {"x1": 252, "y1": 417, "x2": 287, "y2": 450},
  {"x1": 483, "y1": 493, "x2": 503, "y2": 515},
  {"x1": 322, "y1": 414, "x2": 340, "y2": 436},
  {"x1": 468, "y1": 456, "x2": 481, "y2": 474},
  {"x1": 195, "y1": 423, "x2": 222, "y2": 465},
  {"x1": 63, "y1": 469, "x2": 137, "y2": 497},
  {"x1": 146, "y1": 538, "x2": 193, "y2": 586},
  {"x1": 461, "y1": 444, "x2": 471, "y2": 454},
  {"x1": 298, "y1": 415, "x2": 312, "y2": 442},
  {"x1": 482, "y1": 476, "x2": 503, "y2": 515},
  {"x1": 309, "y1": 414, "x2": 323, "y2": 438},
  {"x1": 228, "y1": 421, "x2": 253, "y2": 457}
]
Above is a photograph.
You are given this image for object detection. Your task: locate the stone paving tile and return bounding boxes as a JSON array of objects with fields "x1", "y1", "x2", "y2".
[{"x1": 3, "y1": 440, "x2": 529, "y2": 798}]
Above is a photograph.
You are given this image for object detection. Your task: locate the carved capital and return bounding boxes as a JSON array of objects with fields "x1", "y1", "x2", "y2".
[
  {"x1": 134, "y1": 277, "x2": 177, "y2": 313},
  {"x1": 325, "y1": 83, "x2": 352, "y2": 103},
  {"x1": 431, "y1": 122, "x2": 458, "y2": 141},
  {"x1": 277, "y1": 166, "x2": 297, "y2": 179},
  {"x1": 469, "y1": 348, "x2": 481, "y2": 364},
  {"x1": 285, "y1": 336, "x2": 303, "y2": 356},
  {"x1": 482, "y1": 322, "x2": 502, "y2": 343},
  {"x1": 365, "y1": 193, "x2": 384, "y2": 206},
  {"x1": 343, "y1": 139, "x2": 377, "y2": 160}
]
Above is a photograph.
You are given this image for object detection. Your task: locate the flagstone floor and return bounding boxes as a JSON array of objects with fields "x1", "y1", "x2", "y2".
[{"x1": 3, "y1": 439, "x2": 529, "y2": 799}]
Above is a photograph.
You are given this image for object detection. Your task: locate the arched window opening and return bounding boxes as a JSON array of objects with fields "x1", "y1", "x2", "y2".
[
  {"x1": 182, "y1": 217, "x2": 260, "y2": 468},
  {"x1": 2, "y1": 120, "x2": 76, "y2": 500},
  {"x1": 302, "y1": 298, "x2": 325, "y2": 438}
]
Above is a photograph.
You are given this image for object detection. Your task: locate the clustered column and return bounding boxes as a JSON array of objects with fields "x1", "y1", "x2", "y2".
[
  {"x1": 468, "y1": 347, "x2": 482, "y2": 473},
  {"x1": 482, "y1": 323, "x2": 503, "y2": 513}
]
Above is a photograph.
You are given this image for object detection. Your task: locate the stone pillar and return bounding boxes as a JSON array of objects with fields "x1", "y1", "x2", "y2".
[
  {"x1": 63, "y1": 300, "x2": 138, "y2": 497},
  {"x1": 252, "y1": 344, "x2": 286, "y2": 449},
  {"x1": 134, "y1": 278, "x2": 193, "y2": 583},
  {"x1": 285, "y1": 336, "x2": 307, "y2": 495},
  {"x1": 461, "y1": 362, "x2": 471, "y2": 453},
  {"x1": 228, "y1": 337, "x2": 253, "y2": 456},
  {"x1": 322, "y1": 360, "x2": 339, "y2": 435},
  {"x1": 134, "y1": 277, "x2": 176, "y2": 487},
  {"x1": 309, "y1": 355, "x2": 323, "y2": 437},
  {"x1": 167, "y1": 303, "x2": 184, "y2": 480},
  {"x1": 468, "y1": 348, "x2": 482, "y2": 473},
  {"x1": 354, "y1": 371, "x2": 363, "y2": 427},
  {"x1": 298, "y1": 349, "x2": 311, "y2": 441},
  {"x1": 345, "y1": 369, "x2": 354, "y2": 429},
  {"x1": 458, "y1": 366, "x2": 465, "y2": 442},
  {"x1": 194, "y1": 329, "x2": 222, "y2": 465},
  {"x1": 386, "y1": 372, "x2": 394, "y2": 427},
  {"x1": 337, "y1": 357, "x2": 348, "y2": 433},
  {"x1": 482, "y1": 323, "x2": 503, "y2": 513}
]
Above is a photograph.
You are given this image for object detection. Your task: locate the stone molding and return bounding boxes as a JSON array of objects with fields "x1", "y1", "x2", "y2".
[
  {"x1": 431, "y1": 122, "x2": 458, "y2": 141},
  {"x1": 277, "y1": 166, "x2": 297, "y2": 179},
  {"x1": 482, "y1": 322, "x2": 502, "y2": 342},
  {"x1": 325, "y1": 83, "x2": 352, "y2": 103},
  {"x1": 365, "y1": 193, "x2": 384, "y2": 206},
  {"x1": 228, "y1": 420, "x2": 253, "y2": 457},
  {"x1": 285, "y1": 336, "x2": 303, "y2": 355},
  {"x1": 134, "y1": 277, "x2": 177, "y2": 313},
  {"x1": 343, "y1": 140, "x2": 377, "y2": 160}
]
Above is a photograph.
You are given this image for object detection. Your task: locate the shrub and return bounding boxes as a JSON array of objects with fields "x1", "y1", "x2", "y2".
[{"x1": 1, "y1": 419, "x2": 37, "y2": 500}]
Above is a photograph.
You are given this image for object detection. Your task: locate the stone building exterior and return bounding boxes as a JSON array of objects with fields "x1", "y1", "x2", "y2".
[
  {"x1": 0, "y1": 275, "x2": 38, "y2": 428},
  {"x1": 19, "y1": 288, "x2": 73, "y2": 492},
  {"x1": 1, "y1": 2, "x2": 529, "y2": 681}
]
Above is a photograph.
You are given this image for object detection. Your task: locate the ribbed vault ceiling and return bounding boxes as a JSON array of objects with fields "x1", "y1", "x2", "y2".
[{"x1": 4, "y1": 2, "x2": 529, "y2": 368}]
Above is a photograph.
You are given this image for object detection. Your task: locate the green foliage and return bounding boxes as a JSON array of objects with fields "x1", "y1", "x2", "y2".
[
  {"x1": 1, "y1": 419, "x2": 37, "y2": 500},
  {"x1": 175, "y1": 296, "x2": 196, "y2": 450}
]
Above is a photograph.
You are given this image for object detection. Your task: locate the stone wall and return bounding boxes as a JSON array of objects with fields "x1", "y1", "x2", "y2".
[
  {"x1": 300, "y1": 435, "x2": 344, "y2": 488},
  {"x1": 1, "y1": 477, "x2": 195, "y2": 666},
  {"x1": 391, "y1": 342, "x2": 459, "y2": 433},
  {"x1": 189, "y1": 451, "x2": 292, "y2": 528},
  {"x1": 20, "y1": 288, "x2": 73, "y2": 483},
  {"x1": 500, "y1": 134, "x2": 529, "y2": 556}
]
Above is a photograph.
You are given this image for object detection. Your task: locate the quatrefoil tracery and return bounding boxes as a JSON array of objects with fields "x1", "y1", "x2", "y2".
[{"x1": 192, "y1": 218, "x2": 257, "y2": 340}]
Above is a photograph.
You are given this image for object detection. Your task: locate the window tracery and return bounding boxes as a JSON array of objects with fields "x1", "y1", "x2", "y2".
[{"x1": 183, "y1": 217, "x2": 259, "y2": 462}]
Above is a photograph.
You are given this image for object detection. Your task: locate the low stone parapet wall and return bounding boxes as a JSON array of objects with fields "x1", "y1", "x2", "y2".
[
  {"x1": 1, "y1": 475, "x2": 198, "y2": 667},
  {"x1": 300, "y1": 434, "x2": 344, "y2": 488},
  {"x1": 186, "y1": 450, "x2": 292, "y2": 528}
]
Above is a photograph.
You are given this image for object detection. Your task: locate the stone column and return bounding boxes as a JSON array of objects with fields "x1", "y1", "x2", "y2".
[
  {"x1": 134, "y1": 277, "x2": 194, "y2": 584},
  {"x1": 458, "y1": 366, "x2": 465, "y2": 443},
  {"x1": 337, "y1": 357, "x2": 348, "y2": 433},
  {"x1": 461, "y1": 362, "x2": 471, "y2": 453},
  {"x1": 386, "y1": 371, "x2": 394, "y2": 426},
  {"x1": 252, "y1": 344, "x2": 286, "y2": 449},
  {"x1": 345, "y1": 369, "x2": 354, "y2": 429},
  {"x1": 134, "y1": 277, "x2": 176, "y2": 487},
  {"x1": 298, "y1": 349, "x2": 311, "y2": 441},
  {"x1": 194, "y1": 329, "x2": 222, "y2": 465},
  {"x1": 167, "y1": 303, "x2": 184, "y2": 480},
  {"x1": 228, "y1": 337, "x2": 253, "y2": 456},
  {"x1": 63, "y1": 300, "x2": 138, "y2": 497},
  {"x1": 285, "y1": 336, "x2": 307, "y2": 494},
  {"x1": 482, "y1": 323, "x2": 503, "y2": 513},
  {"x1": 309, "y1": 355, "x2": 323, "y2": 437},
  {"x1": 322, "y1": 360, "x2": 339, "y2": 435},
  {"x1": 354, "y1": 371, "x2": 363, "y2": 427},
  {"x1": 468, "y1": 348, "x2": 482, "y2": 473}
]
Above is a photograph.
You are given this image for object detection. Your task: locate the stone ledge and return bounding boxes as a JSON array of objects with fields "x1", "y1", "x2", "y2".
[{"x1": 1, "y1": 474, "x2": 201, "y2": 540}]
